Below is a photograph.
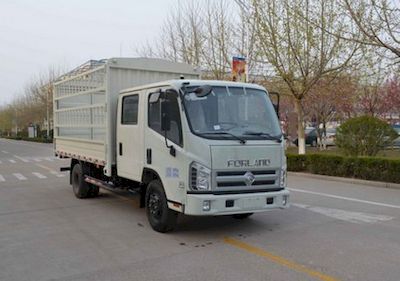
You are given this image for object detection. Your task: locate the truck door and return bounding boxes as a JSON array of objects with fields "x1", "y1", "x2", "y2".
[
  {"x1": 144, "y1": 89, "x2": 185, "y2": 204},
  {"x1": 117, "y1": 92, "x2": 144, "y2": 181}
]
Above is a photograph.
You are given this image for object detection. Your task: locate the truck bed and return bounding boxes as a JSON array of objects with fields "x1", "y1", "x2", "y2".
[{"x1": 53, "y1": 58, "x2": 199, "y2": 175}]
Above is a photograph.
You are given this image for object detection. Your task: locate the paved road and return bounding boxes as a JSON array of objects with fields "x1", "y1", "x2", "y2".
[{"x1": 1, "y1": 138, "x2": 400, "y2": 281}]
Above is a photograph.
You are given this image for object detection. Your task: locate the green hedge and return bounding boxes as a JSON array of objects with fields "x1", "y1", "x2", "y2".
[
  {"x1": 287, "y1": 153, "x2": 400, "y2": 183},
  {"x1": 3, "y1": 136, "x2": 53, "y2": 143}
]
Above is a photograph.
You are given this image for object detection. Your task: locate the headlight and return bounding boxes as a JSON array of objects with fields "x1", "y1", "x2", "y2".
[
  {"x1": 279, "y1": 168, "x2": 287, "y2": 188},
  {"x1": 190, "y1": 162, "x2": 211, "y2": 191}
]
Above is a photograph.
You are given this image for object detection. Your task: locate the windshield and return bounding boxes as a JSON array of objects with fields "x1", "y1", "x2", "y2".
[{"x1": 183, "y1": 86, "x2": 282, "y2": 140}]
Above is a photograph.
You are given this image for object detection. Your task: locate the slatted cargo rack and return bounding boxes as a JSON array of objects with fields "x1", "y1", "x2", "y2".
[{"x1": 53, "y1": 57, "x2": 200, "y2": 176}]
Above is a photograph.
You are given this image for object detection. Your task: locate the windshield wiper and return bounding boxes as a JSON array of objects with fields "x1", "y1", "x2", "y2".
[
  {"x1": 199, "y1": 131, "x2": 246, "y2": 144},
  {"x1": 243, "y1": 131, "x2": 282, "y2": 142}
]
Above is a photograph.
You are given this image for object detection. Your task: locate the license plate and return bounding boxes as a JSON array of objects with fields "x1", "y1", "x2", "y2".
[{"x1": 242, "y1": 197, "x2": 264, "y2": 209}]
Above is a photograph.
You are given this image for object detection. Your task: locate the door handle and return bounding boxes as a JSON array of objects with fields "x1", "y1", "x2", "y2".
[{"x1": 119, "y1": 142, "x2": 123, "y2": 156}]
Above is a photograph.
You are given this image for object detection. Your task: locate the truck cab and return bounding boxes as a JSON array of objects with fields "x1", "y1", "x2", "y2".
[{"x1": 116, "y1": 80, "x2": 289, "y2": 232}]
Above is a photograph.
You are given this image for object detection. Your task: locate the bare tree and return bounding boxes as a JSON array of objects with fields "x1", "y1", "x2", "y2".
[
  {"x1": 342, "y1": 0, "x2": 400, "y2": 61},
  {"x1": 248, "y1": 0, "x2": 360, "y2": 154},
  {"x1": 0, "y1": 66, "x2": 61, "y2": 138},
  {"x1": 303, "y1": 75, "x2": 357, "y2": 149},
  {"x1": 136, "y1": 0, "x2": 238, "y2": 80},
  {"x1": 0, "y1": 105, "x2": 14, "y2": 136},
  {"x1": 135, "y1": 1, "x2": 205, "y2": 68},
  {"x1": 201, "y1": 0, "x2": 236, "y2": 79}
]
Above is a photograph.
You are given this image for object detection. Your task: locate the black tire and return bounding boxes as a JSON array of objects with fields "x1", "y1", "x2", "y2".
[
  {"x1": 311, "y1": 140, "x2": 317, "y2": 147},
  {"x1": 232, "y1": 213, "x2": 254, "y2": 219},
  {"x1": 71, "y1": 163, "x2": 90, "y2": 199},
  {"x1": 145, "y1": 180, "x2": 178, "y2": 233},
  {"x1": 88, "y1": 185, "x2": 100, "y2": 198}
]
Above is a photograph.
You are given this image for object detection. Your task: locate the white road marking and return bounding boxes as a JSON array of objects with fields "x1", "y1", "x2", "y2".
[
  {"x1": 0, "y1": 174, "x2": 5, "y2": 182},
  {"x1": 14, "y1": 156, "x2": 29, "y2": 163},
  {"x1": 32, "y1": 172, "x2": 47, "y2": 179},
  {"x1": 50, "y1": 171, "x2": 65, "y2": 177},
  {"x1": 33, "y1": 158, "x2": 42, "y2": 162},
  {"x1": 13, "y1": 173, "x2": 27, "y2": 180},
  {"x1": 289, "y1": 188, "x2": 400, "y2": 210},
  {"x1": 8, "y1": 159, "x2": 16, "y2": 163},
  {"x1": 2, "y1": 150, "x2": 9, "y2": 154},
  {"x1": 44, "y1": 157, "x2": 54, "y2": 162},
  {"x1": 293, "y1": 203, "x2": 394, "y2": 224}
]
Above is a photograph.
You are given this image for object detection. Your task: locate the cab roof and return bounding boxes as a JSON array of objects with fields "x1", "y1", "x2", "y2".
[{"x1": 119, "y1": 79, "x2": 267, "y2": 95}]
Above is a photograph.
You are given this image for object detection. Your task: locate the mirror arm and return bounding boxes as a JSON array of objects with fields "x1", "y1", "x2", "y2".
[
  {"x1": 269, "y1": 92, "x2": 280, "y2": 117},
  {"x1": 164, "y1": 130, "x2": 176, "y2": 157}
]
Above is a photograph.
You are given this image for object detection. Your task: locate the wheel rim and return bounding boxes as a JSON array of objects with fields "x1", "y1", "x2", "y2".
[{"x1": 148, "y1": 192, "x2": 163, "y2": 220}]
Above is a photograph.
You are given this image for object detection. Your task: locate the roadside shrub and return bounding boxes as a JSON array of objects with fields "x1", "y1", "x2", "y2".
[
  {"x1": 4, "y1": 136, "x2": 52, "y2": 143},
  {"x1": 287, "y1": 153, "x2": 400, "y2": 183},
  {"x1": 286, "y1": 154, "x2": 307, "y2": 171},
  {"x1": 335, "y1": 115, "x2": 397, "y2": 156}
]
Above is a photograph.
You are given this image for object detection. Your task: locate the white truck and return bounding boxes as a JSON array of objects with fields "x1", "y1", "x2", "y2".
[{"x1": 54, "y1": 57, "x2": 289, "y2": 232}]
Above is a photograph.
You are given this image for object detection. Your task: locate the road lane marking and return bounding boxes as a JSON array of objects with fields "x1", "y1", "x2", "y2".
[
  {"x1": 32, "y1": 172, "x2": 47, "y2": 179},
  {"x1": 293, "y1": 203, "x2": 394, "y2": 224},
  {"x1": 44, "y1": 157, "x2": 54, "y2": 162},
  {"x1": 50, "y1": 171, "x2": 65, "y2": 177},
  {"x1": 0, "y1": 175, "x2": 5, "y2": 182},
  {"x1": 223, "y1": 237, "x2": 340, "y2": 281},
  {"x1": 13, "y1": 173, "x2": 27, "y2": 181},
  {"x1": 33, "y1": 158, "x2": 42, "y2": 162},
  {"x1": 14, "y1": 156, "x2": 29, "y2": 163},
  {"x1": 35, "y1": 164, "x2": 66, "y2": 177},
  {"x1": 289, "y1": 188, "x2": 400, "y2": 210},
  {"x1": 35, "y1": 163, "x2": 56, "y2": 172},
  {"x1": 2, "y1": 150, "x2": 9, "y2": 154},
  {"x1": 8, "y1": 159, "x2": 16, "y2": 163}
]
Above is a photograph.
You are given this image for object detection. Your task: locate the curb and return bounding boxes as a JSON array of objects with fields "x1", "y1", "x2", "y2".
[{"x1": 288, "y1": 172, "x2": 400, "y2": 190}]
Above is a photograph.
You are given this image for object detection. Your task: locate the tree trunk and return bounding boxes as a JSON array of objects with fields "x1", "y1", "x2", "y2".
[
  {"x1": 321, "y1": 121, "x2": 327, "y2": 150},
  {"x1": 294, "y1": 98, "x2": 306, "y2": 154}
]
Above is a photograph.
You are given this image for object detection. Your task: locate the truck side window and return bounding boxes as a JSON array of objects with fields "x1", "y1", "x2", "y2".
[
  {"x1": 148, "y1": 91, "x2": 183, "y2": 146},
  {"x1": 122, "y1": 95, "x2": 139, "y2": 125}
]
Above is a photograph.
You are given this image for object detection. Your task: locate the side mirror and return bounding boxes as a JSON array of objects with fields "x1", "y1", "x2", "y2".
[
  {"x1": 161, "y1": 100, "x2": 171, "y2": 132},
  {"x1": 149, "y1": 91, "x2": 161, "y2": 104},
  {"x1": 269, "y1": 91, "x2": 280, "y2": 117},
  {"x1": 193, "y1": 85, "x2": 212, "y2": 97}
]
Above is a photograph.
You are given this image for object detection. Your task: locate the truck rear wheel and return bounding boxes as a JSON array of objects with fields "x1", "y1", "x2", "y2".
[
  {"x1": 71, "y1": 163, "x2": 90, "y2": 199},
  {"x1": 145, "y1": 180, "x2": 177, "y2": 233}
]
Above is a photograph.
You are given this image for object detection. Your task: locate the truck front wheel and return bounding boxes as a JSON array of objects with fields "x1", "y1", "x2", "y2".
[
  {"x1": 71, "y1": 163, "x2": 90, "y2": 199},
  {"x1": 145, "y1": 180, "x2": 177, "y2": 233}
]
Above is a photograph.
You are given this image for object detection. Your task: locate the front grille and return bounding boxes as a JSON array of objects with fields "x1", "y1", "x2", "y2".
[
  {"x1": 215, "y1": 169, "x2": 278, "y2": 189},
  {"x1": 218, "y1": 181, "x2": 245, "y2": 187}
]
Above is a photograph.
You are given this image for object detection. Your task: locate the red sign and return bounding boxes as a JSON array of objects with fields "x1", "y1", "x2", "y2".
[{"x1": 232, "y1": 56, "x2": 246, "y2": 82}]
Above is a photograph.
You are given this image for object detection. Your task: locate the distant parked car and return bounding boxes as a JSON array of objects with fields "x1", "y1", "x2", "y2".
[
  {"x1": 293, "y1": 127, "x2": 337, "y2": 147},
  {"x1": 323, "y1": 128, "x2": 336, "y2": 146},
  {"x1": 391, "y1": 125, "x2": 400, "y2": 147},
  {"x1": 293, "y1": 127, "x2": 318, "y2": 147}
]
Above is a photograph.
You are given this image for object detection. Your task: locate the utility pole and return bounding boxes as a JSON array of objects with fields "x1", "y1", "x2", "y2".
[{"x1": 46, "y1": 85, "x2": 50, "y2": 139}]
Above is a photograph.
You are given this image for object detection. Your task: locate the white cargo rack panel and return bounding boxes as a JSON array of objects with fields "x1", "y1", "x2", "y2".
[{"x1": 53, "y1": 58, "x2": 200, "y2": 176}]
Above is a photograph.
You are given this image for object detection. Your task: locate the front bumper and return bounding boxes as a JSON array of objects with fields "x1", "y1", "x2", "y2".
[{"x1": 184, "y1": 189, "x2": 290, "y2": 216}]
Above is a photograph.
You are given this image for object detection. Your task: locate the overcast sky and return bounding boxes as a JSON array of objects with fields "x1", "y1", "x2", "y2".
[{"x1": 0, "y1": 0, "x2": 176, "y2": 105}]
